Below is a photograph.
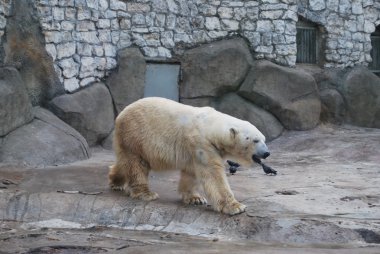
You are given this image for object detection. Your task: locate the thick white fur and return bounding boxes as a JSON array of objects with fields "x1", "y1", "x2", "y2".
[{"x1": 109, "y1": 97, "x2": 266, "y2": 215}]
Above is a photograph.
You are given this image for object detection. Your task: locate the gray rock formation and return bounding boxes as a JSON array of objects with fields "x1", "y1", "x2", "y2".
[
  {"x1": 217, "y1": 93, "x2": 283, "y2": 141},
  {"x1": 49, "y1": 82, "x2": 115, "y2": 146},
  {"x1": 341, "y1": 67, "x2": 380, "y2": 128},
  {"x1": 0, "y1": 107, "x2": 90, "y2": 167},
  {"x1": 180, "y1": 97, "x2": 217, "y2": 108},
  {"x1": 239, "y1": 60, "x2": 321, "y2": 130},
  {"x1": 0, "y1": 67, "x2": 33, "y2": 136},
  {"x1": 320, "y1": 88, "x2": 346, "y2": 124},
  {"x1": 102, "y1": 130, "x2": 114, "y2": 150},
  {"x1": 2, "y1": 0, "x2": 64, "y2": 106},
  {"x1": 106, "y1": 48, "x2": 146, "y2": 114},
  {"x1": 311, "y1": 66, "x2": 380, "y2": 128},
  {"x1": 180, "y1": 38, "x2": 253, "y2": 98}
]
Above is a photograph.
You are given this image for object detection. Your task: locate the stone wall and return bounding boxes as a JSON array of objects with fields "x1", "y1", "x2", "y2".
[
  {"x1": 298, "y1": 0, "x2": 380, "y2": 68},
  {"x1": 0, "y1": 0, "x2": 379, "y2": 92},
  {"x1": 0, "y1": 0, "x2": 12, "y2": 58}
]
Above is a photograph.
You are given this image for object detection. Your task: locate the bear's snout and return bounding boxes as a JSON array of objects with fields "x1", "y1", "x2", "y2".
[{"x1": 254, "y1": 142, "x2": 270, "y2": 159}]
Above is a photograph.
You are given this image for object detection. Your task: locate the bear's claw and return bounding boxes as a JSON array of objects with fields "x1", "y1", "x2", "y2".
[
  {"x1": 110, "y1": 185, "x2": 124, "y2": 191},
  {"x1": 183, "y1": 195, "x2": 208, "y2": 205},
  {"x1": 222, "y1": 201, "x2": 246, "y2": 215}
]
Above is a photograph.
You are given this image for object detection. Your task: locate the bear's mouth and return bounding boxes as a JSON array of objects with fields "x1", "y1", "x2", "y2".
[
  {"x1": 252, "y1": 153, "x2": 270, "y2": 163},
  {"x1": 252, "y1": 152, "x2": 270, "y2": 162},
  {"x1": 252, "y1": 155, "x2": 262, "y2": 164}
]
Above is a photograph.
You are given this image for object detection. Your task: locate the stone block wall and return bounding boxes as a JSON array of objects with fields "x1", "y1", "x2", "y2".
[
  {"x1": 0, "y1": 0, "x2": 11, "y2": 44},
  {"x1": 0, "y1": 0, "x2": 379, "y2": 92},
  {"x1": 298, "y1": 0, "x2": 380, "y2": 68}
]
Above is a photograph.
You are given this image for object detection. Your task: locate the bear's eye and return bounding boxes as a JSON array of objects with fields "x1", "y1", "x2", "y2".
[
  {"x1": 246, "y1": 137, "x2": 249, "y2": 140},
  {"x1": 253, "y1": 139, "x2": 259, "y2": 143}
]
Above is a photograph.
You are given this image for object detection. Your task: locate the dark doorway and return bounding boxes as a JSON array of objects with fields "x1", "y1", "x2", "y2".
[{"x1": 370, "y1": 25, "x2": 380, "y2": 75}]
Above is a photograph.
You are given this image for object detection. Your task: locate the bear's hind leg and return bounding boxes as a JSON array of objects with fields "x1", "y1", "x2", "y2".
[
  {"x1": 109, "y1": 164, "x2": 129, "y2": 193},
  {"x1": 195, "y1": 163, "x2": 246, "y2": 215},
  {"x1": 109, "y1": 153, "x2": 157, "y2": 201},
  {"x1": 127, "y1": 155, "x2": 159, "y2": 201},
  {"x1": 178, "y1": 169, "x2": 207, "y2": 205}
]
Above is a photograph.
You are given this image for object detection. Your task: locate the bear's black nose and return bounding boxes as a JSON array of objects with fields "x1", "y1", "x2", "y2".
[{"x1": 263, "y1": 152, "x2": 270, "y2": 159}]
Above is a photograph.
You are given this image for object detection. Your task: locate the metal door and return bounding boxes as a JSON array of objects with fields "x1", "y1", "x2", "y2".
[
  {"x1": 144, "y1": 63, "x2": 180, "y2": 102},
  {"x1": 370, "y1": 35, "x2": 380, "y2": 74},
  {"x1": 296, "y1": 27, "x2": 317, "y2": 64}
]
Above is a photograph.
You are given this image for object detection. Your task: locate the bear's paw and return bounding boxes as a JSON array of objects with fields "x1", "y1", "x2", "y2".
[
  {"x1": 183, "y1": 194, "x2": 208, "y2": 205},
  {"x1": 222, "y1": 201, "x2": 246, "y2": 215},
  {"x1": 131, "y1": 191, "x2": 159, "y2": 201}
]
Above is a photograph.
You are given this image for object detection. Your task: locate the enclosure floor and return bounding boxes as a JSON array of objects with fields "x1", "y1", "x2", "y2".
[{"x1": 1, "y1": 124, "x2": 380, "y2": 253}]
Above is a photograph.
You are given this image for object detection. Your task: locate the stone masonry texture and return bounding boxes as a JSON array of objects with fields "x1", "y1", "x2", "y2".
[{"x1": 0, "y1": 0, "x2": 379, "y2": 92}]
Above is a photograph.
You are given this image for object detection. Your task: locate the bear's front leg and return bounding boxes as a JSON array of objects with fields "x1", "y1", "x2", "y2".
[{"x1": 195, "y1": 163, "x2": 246, "y2": 215}]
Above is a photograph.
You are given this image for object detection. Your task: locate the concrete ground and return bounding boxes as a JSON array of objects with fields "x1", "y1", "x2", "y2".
[{"x1": 1, "y1": 124, "x2": 380, "y2": 253}]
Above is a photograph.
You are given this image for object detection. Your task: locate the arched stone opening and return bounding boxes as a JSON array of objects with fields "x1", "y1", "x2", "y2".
[
  {"x1": 369, "y1": 25, "x2": 380, "y2": 75},
  {"x1": 296, "y1": 16, "x2": 325, "y2": 65}
]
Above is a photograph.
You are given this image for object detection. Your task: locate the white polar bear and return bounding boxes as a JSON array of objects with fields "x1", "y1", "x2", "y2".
[{"x1": 109, "y1": 97, "x2": 270, "y2": 215}]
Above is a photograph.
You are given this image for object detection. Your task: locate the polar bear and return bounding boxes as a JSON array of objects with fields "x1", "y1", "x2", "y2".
[{"x1": 109, "y1": 97, "x2": 270, "y2": 215}]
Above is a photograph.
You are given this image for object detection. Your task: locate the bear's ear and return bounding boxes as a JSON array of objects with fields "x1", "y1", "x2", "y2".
[{"x1": 230, "y1": 128, "x2": 238, "y2": 139}]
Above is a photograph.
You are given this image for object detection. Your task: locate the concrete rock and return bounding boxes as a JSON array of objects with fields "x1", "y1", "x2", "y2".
[
  {"x1": 320, "y1": 88, "x2": 346, "y2": 124},
  {"x1": 239, "y1": 60, "x2": 321, "y2": 130},
  {"x1": 216, "y1": 93, "x2": 283, "y2": 141},
  {"x1": 309, "y1": 0, "x2": 326, "y2": 11},
  {"x1": 341, "y1": 67, "x2": 380, "y2": 128},
  {"x1": 307, "y1": 66, "x2": 380, "y2": 127},
  {"x1": 3, "y1": 0, "x2": 64, "y2": 106},
  {"x1": 59, "y1": 58, "x2": 80, "y2": 78},
  {"x1": 101, "y1": 129, "x2": 114, "y2": 150},
  {"x1": 205, "y1": 17, "x2": 221, "y2": 30},
  {"x1": 106, "y1": 47, "x2": 146, "y2": 114},
  {"x1": 0, "y1": 107, "x2": 90, "y2": 167},
  {"x1": 49, "y1": 83, "x2": 115, "y2": 146},
  {"x1": 56, "y1": 42, "x2": 76, "y2": 59},
  {"x1": 63, "y1": 77, "x2": 80, "y2": 92},
  {"x1": 181, "y1": 38, "x2": 253, "y2": 99},
  {"x1": 0, "y1": 67, "x2": 34, "y2": 137},
  {"x1": 180, "y1": 97, "x2": 217, "y2": 108}
]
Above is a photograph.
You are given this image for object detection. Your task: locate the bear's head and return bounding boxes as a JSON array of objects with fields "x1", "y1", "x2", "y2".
[{"x1": 226, "y1": 122, "x2": 270, "y2": 166}]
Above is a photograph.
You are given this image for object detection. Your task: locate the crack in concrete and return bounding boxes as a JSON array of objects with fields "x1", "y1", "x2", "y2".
[
  {"x1": 19, "y1": 193, "x2": 30, "y2": 222},
  {"x1": 6, "y1": 192, "x2": 25, "y2": 221},
  {"x1": 37, "y1": 193, "x2": 42, "y2": 221},
  {"x1": 159, "y1": 205, "x2": 180, "y2": 232},
  {"x1": 72, "y1": 195, "x2": 85, "y2": 222},
  {"x1": 135, "y1": 201, "x2": 149, "y2": 230}
]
